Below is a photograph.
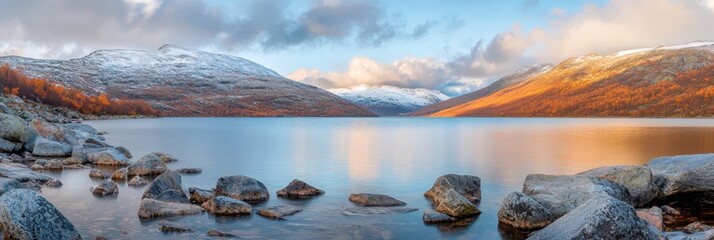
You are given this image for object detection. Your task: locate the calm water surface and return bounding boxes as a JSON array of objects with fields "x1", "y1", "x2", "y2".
[{"x1": 37, "y1": 118, "x2": 714, "y2": 239}]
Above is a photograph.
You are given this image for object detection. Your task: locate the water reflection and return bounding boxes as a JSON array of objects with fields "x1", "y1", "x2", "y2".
[{"x1": 34, "y1": 118, "x2": 714, "y2": 239}]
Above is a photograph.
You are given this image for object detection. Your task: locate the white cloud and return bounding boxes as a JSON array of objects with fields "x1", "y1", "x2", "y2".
[{"x1": 123, "y1": 0, "x2": 164, "y2": 21}]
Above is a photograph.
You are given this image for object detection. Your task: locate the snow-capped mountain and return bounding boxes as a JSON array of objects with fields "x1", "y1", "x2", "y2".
[
  {"x1": 0, "y1": 45, "x2": 375, "y2": 117},
  {"x1": 330, "y1": 85, "x2": 450, "y2": 116}
]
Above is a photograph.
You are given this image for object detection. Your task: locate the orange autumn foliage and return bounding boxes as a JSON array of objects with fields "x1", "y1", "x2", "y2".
[{"x1": 0, "y1": 65, "x2": 156, "y2": 116}]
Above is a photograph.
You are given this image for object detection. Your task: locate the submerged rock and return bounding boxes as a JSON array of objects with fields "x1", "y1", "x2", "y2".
[
  {"x1": 138, "y1": 198, "x2": 204, "y2": 219},
  {"x1": 111, "y1": 168, "x2": 127, "y2": 180},
  {"x1": 128, "y1": 176, "x2": 149, "y2": 187},
  {"x1": 0, "y1": 189, "x2": 81, "y2": 240},
  {"x1": 87, "y1": 148, "x2": 130, "y2": 165},
  {"x1": 91, "y1": 181, "x2": 118, "y2": 196},
  {"x1": 160, "y1": 224, "x2": 193, "y2": 233},
  {"x1": 425, "y1": 174, "x2": 481, "y2": 204},
  {"x1": 666, "y1": 230, "x2": 714, "y2": 240},
  {"x1": 636, "y1": 207, "x2": 664, "y2": 231},
  {"x1": 142, "y1": 170, "x2": 187, "y2": 200},
  {"x1": 646, "y1": 154, "x2": 714, "y2": 204},
  {"x1": 89, "y1": 169, "x2": 109, "y2": 179},
  {"x1": 348, "y1": 193, "x2": 406, "y2": 207},
  {"x1": 342, "y1": 207, "x2": 419, "y2": 215},
  {"x1": 577, "y1": 165, "x2": 660, "y2": 207},
  {"x1": 257, "y1": 205, "x2": 302, "y2": 219},
  {"x1": 201, "y1": 196, "x2": 252, "y2": 215},
  {"x1": 45, "y1": 179, "x2": 62, "y2": 188},
  {"x1": 423, "y1": 209, "x2": 456, "y2": 223},
  {"x1": 189, "y1": 187, "x2": 213, "y2": 204},
  {"x1": 176, "y1": 168, "x2": 202, "y2": 174},
  {"x1": 153, "y1": 152, "x2": 178, "y2": 163},
  {"x1": 207, "y1": 229, "x2": 237, "y2": 238},
  {"x1": 498, "y1": 191, "x2": 554, "y2": 230},
  {"x1": 276, "y1": 179, "x2": 325, "y2": 199},
  {"x1": 214, "y1": 175, "x2": 269, "y2": 202},
  {"x1": 435, "y1": 189, "x2": 480, "y2": 218},
  {"x1": 528, "y1": 197, "x2": 665, "y2": 240},
  {"x1": 126, "y1": 153, "x2": 167, "y2": 176},
  {"x1": 522, "y1": 174, "x2": 632, "y2": 218}
]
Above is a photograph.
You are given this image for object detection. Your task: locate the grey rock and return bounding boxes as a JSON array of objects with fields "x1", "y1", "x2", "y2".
[
  {"x1": 0, "y1": 102, "x2": 15, "y2": 115},
  {"x1": 0, "y1": 113, "x2": 32, "y2": 143},
  {"x1": 87, "y1": 148, "x2": 130, "y2": 165},
  {"x1": 201, "y1": 196, "x2": 252, "y2": 215},
  {"x1": 646, "y1": 154, "x2": 714, "y2": 203},
  {"x1": 578, "y1": 165, "x2": 660, "y2": 207},
  {"x1": 435, "y1": 189, "x2": 480, "y2": 218},
  {"x1": 425, "y1": 174, "x2": 481, "y2": 205},
  {"x1": 84, "y1": 137, "x2": 111, "y2": 147},
  {"x1": 189, "y1": 187, "x2": 213, "y2": 204},
  {"x1": 111, "y1": 168, "x2": 127, "y2": 180},
  {"x1": 523, "y1": 174, "x2": 632, "y2": 218},
  {"x1": 176, "y1": 168, "x2": 202, "y2": 174},
  {"x1": 126, "y1": 153, "x2": 167, "y2": 176},
  {"x1": 91, "y1": 181, "x2": 118, "y2": 196},
  {"x1": 666, "y1": 230, "x2": 714, "y2": 240},
  {"x1": 127, "y1": 176, "x2": 148, "y2": 187},
  {"x1": 62, "y1": 123, "x2": 98, "y2": 135},
  {"x1": 30, "y1": 164, "x2": 44, "y2": 171},
  {"x1": 62, "y1": 157, "x2": 83, "y2": 165},
  {"x1": 71, "y1": 146, "x2": 112, "y2": 163},
  {"x1": 685, "y1": 222, "x2": 714, "y2": 233},
  {"x1": 0, "y1": 189, "x2": 81, "y2": 240},
  {"x1": 115, "y1": 146, "x2": 132, "y2": 159},
  {"x1": 0, "y1": 177, "x2": 22, "y2": 195},
  {"x1": 207, "y1": 229, "x2": 237, "y2": 238},
  {"x1": 155, "y1": 189, "x2": 189, "y2": 204},
  {"x1": 349, "y1": 193, "x2": 406, "y2": 207},
  {"x1": 662, "y1": 205, "x2": 681, "y2": 215},
  {"x1": 257, "y1": 205, "x2": 302, "y2": 219},
  {"x1": 45, "y1": 179, "x2": 62, "y2": 188},
  {"x1": 342, "y1": 207, "x2": 419, "y2": 215},
  {"x1": 276, "y1": 179, "x2": 325, "y2": 199},
  {"x1": 137, "y1": 198, "x2": 204, "y2": 219},
  {"x1": 88, "y1": 169, "x2": 109, "y2": 179},
  {"x1": 160, "y1": 224, "x2": 193, "y2": 233},
  {"x1": 142, "y1": 170, "x2": 186, "y2": 200},
  {"x1": 45, "y1": 159, "x2": 63, "y2": 170},
  {"x1": 498, "y1": 191, "x2": 554, "y2": 229},
  {"x1": 29, "y1": 118, "x2": 78, "y2": 146},
  {"x1": 0, "y1": 162, "x2": 54, "y2": 183},
  {"x1": 153, "y1": 152, "x2": 178, "y2": 162},
  {"x1": 0, "y1": 138, "x2": 17, "y2": 153},
  {"x1": 422, "y1": 209, "x2": 456, "y2": 223},
  {"x1": 32, "y1": 138, "x2": 72, "y2": 157},
  {"x1": 637, "y1": 207, "x2": 664, "y2": 231},
  {"x1": 214, "y1": 175, "x2": 269, "y2": 202},
  {"x1": 528, "y1": 197, "x2": 665, "y2": 240},
  {"x1": 35, "y1": 159, "x2": 48, "y2": 166}
]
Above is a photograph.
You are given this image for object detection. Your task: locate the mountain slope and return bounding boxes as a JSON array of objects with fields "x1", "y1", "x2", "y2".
[
  {"x1": 0, "y1": 45, "x2": 375, "y2": 117},
  {"x1": 417, "y1": 41, "x2": 714, "y2": 117},
  {"x1": 330, "y1": 85, "x2": 450, "y2": 116}
]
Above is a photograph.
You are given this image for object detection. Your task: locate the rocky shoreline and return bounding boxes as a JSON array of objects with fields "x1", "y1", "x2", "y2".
[{"x1": 1, "y1": 93, "x2": 714, "y2": 239}]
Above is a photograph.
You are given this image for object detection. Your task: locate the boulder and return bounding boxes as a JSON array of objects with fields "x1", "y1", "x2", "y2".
[
  {"x1": 257, "y1": 205, "x2": 302, "y2": 219},
  {"x1": 0, "y1": 102, "x2": 14, "y2": 115},
  {"x1": 84, "y1": 137, "x2": 111, "y2": 147},
  {"x1": 498, "y1": 191, "x2": 554, "y2": 229},
  {"x1": 0, "y1": 177, "x2": 23, "y2": 195},
  {"x1": 127, "y1": 176, "x2": 148, "y2": 187},
  {"x1": 45, "y1": 179, "x2": 62, "y2": 188},
  {"x1": 425, "y1": 174, "x2": 481, "y2": 205},
  {"x1": 142, "y1": 170, "x2": 187, "y2": 200},
  {"x1": 0, "y1": 162, "x2": 54, "y2": 183},
  {"x1": 30, "y1": 164, "x2": 43, "y2": 171},
  {"x1": 62, "y1": 123, "x2": 98, "y2": 135},
  {"x1": 662, "y1": 205, "x2": 681, "y2": 215},
  {"x1": 153, "y1": 152, "x2": 178, "y2": 162},
  {"x1": 137, "y1": 198, "x2": 204, "y2": 219},
  {"x1": 646, "y1": 154, "x2": 714, "y2": 204},
  {"x1": 160, "y1": 225, "x2": 193, "y2": 233},
  {"x1": 29, "y1": 118, "x2": 78, "y2": 146},
  {"x1": 276, "y1": 179, "x2": 325, "y2": 199},
  {"x1": 528, "y1": 197, "x2": 665, "y2": 240},
  {"x1": 87, "y1": 148, "x2": 130, "y2": 165},
  {"x1": 155, "y1": 189, "x2": 189, "y2": 204},
  {"x1": 207, "y1": 229, "x2": 236, "y2": 238},
  {"x1": 88, "y1": 169, "x2": 109, "y2": 179},
  {"x1": 342, "y1": 207, "x2": 418, "y2": 215},
  {"x1": 0, "y1": 190, "x2": 81, "y2": 239},
  {"x1": 637, "y1": 207, "x2": 664, "y2": 231},
  {"x1": 522, "y1": 174, "x2": 632, "y2": 218},
  {"x1": 422, "y1": 209, "x2": 456, "y2": 223},
  {"x1": 348, "y1": 193, "x2": 406, "y2": 207},
  {"x1": 71, "y1": 146, "x2": 113, "y2": 163},
  {"x1": 126, "y1": 153, "x2": 167, "y2": 176},
  {"x1": 32, "y1": 138, "x2": 72, "y2": 157},
  {"x1": 176, "y1": 168, "x2": 202, "y2": 174},
  {"x1": 201, "y1": 196, "x2": 252, "y2": 215},
  {"x1": 0, "y1": 138, "x2": 17, "y2": 153},
  {"x1": 435, "y1": 189, "x2": 480, "y2": 218},
  {"x1": 62, "y1": 157, "x2": 83, "y2": 165},
  {"x1": 214, "y1": 175, "x2": 269, "y2": 202},
  {"x1": 44, "y1": 159, "x2": 63, "y2": 170},
  {"x1": 115, "y1": 146, "x2": 132, "y2": 159},
  {"x1": 90, "y1": 181, "x2": 118, "y2": 196},
  {"x1": 35, "y1": 159, "x2": 48, "y2": 166},
  {"x1": 111, "y1": 168, "x2": 127, "y2": 180},
  {"x1": 189, "y1": 187, "x2": 213, "y2": 204},
  {"x1": 577, "y1": 165, "x2": 660, "y2": 207},
  {"x1": 0, "y1": 113, "x2": 32, "y2": 143},
  {"x1": 685, "y1": 222, "x2": 714, "y2": 233},
  {"x1": 666, "y1": 230, "x2": 714, "y2": 240}
]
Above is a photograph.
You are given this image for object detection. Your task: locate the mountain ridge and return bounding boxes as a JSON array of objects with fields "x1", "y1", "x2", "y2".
[{"x1": 331, "y1": 85, "x2": 449, "y2": 116}]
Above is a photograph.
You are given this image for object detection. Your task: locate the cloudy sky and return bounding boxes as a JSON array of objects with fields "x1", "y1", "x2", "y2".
[{"x1": 2, "y1": 0, "x2": 714, "y2": 96}]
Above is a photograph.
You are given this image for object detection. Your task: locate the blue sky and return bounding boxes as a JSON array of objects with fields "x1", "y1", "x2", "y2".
[{"x1": 1, "y1": 0, "x2": 713, "y2": 96}]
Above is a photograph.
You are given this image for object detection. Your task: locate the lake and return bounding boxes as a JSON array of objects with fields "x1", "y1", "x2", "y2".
[{"x1": 37, "y1": 118, "x2": 714, "y2": 239}]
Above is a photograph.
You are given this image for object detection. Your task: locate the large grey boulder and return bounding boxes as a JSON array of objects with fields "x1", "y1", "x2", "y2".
[
  {"x1": 155, "y1": 189, "x2": 190, "y2": 204},
  {"x1": 201, "y1": 196, "x2": 252, "y2": 215},
  {"x1": 71, "y1": 146, "x2": 113, "y2": 163},
  {"x1": 523, "y1": 174, "x2": 632, "y2": 218},
  {"x1": 0, "y1": 189, "x2": 81, "y2": 240},
  {"x1": 425, "y1": 174, "x2": 481, "y2": 204},
  {"x1": 348, "y1": 193, "x2": 406, "y2": 207},
  {"x1": 577, "y1": 165, "x2": 660, "y2": 207},
  {"x1": 90, "y1": 181, "x2": 118, "y2": 197},
  {"x1": 87, "y1": 148, "x2": 130, "y2": 165},
  {"x1": 126, "y1": 153, "x2": 167, "y2": 176},
  {"x1": 0, "y1": 113, "x2": 32, "y2": 143},
  {"x1": 0, "y1": 177, "x2": 23, "y2": 195},
  {"x1": 435, "y1": 188, "x2": 480, "y2": 218},
  {"x1": 214, "y1": 175, "x2": 269, "y2": 202},
  {"x1": 28, "y1": 118, "x2": 78, "y2": 146},
  {"x1": 142, "y1": 170, "x2": 187, "y2": 200},
  {"x1": 0, "y1": 138, "x2": 19, "y2": 153},
  {"x1": 528, "y1": 197, "x2": 665, "y2": 240},
  {"x1": 111, "y1": 168, "x2": 127, "y2": 180},
  {"x1": 646, "y1": 154, "x2": 714, "y2": 204},
  {"x1": 498, "y1": 191, "x2": 554, "y2": 230},
  {"x1": 276, "y1": 179, "x2": 325, "y2": 199},
  {"x1": 189, "y1": 187, "x2": 213, "y2": 204},
  {"x1": 0, "y1": 162, "x2": 54, "y2": 183},
  {"x1": 138, "y1": 198, "x2": 204, "y2": 219},
  {"x1": 32, "y1": 137, "x2": 72, "y2": 157}
]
